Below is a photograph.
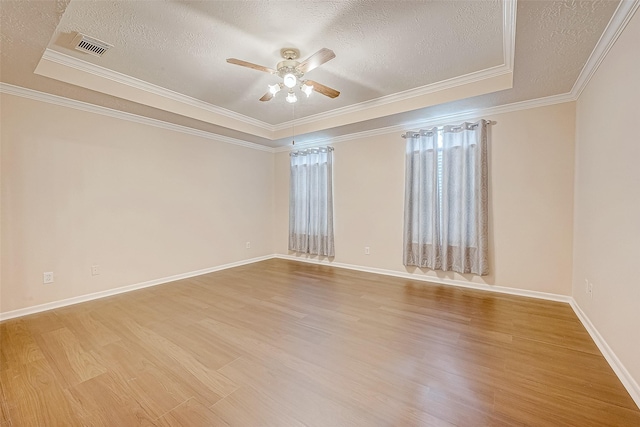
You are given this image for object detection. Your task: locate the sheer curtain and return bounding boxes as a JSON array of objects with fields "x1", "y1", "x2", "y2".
[
  {"x1": 289, "y1": 147, "x2": 335, "y2": 256},
  {"x1": 403, "y1": 127, "x2": 441, "y2": 269},
  {"x1": 403, "y1": 120, "x2": 489, "y2": 275}
]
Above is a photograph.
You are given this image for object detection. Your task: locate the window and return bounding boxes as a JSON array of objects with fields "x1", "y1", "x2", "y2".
[
  {"x1": 403, "y1": 120, "x2": 489, "y2": 275},
  {"x1": 289, "y1": 147, "x2": 335, "y2": 256}
]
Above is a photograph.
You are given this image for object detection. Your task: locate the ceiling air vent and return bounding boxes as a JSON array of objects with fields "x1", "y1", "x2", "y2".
[{"x1": 71, "y1": 33, "x2": 112, "y2": 57}]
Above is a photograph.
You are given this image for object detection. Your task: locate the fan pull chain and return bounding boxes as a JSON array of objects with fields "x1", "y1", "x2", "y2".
[{"x1": 292, "y1": 103, "x2": 295, "y2": 145}]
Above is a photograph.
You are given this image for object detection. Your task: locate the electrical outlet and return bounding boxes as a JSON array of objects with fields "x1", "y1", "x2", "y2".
[
  {"x1": 43, "y1": 272, "x2": 54, "y2": 284},
  {"x1": 588, "y1": 282, "x2": 593, "y2": 298},
  {"x1": 365, "y1": 246, "x2": 370, "y2": 255},
  {"x1": 246, "y1": 241, "x2": 251, "y2": 249},
  {"x1": 91, "y1": 265, "x2": 100, "y2": 276}
]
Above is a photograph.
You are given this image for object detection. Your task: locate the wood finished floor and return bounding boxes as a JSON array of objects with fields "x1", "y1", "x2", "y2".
[{"x1": 1, "y1": 259, "x2": 638, "y2": 426}]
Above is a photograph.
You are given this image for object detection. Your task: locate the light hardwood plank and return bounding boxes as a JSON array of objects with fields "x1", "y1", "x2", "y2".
[
  {"x1": 127, "y1": 365, "x2": 192, "y2": 419},
  {"x1": 0, "y1": 320, "x2": 45, "y2": 369},
  {"x1": 157, "y1": 398, "x2": 230, "y2": 427},
  {"x1": 66, "y1": 371, "x2": 157, "y2": 426},
  {"x1": 22, "y1": 311, "x2": 66, "y2": 335},
  {"x1": 1, "y1": 359, "x2": 81, "y2": 426},
  {"x1": 35, "y1": 327, "x2": 107, "y2": 387},
  {"x1": 0, "y1": 375, "x2": 11, "y2": 426},
  {"x1": 60, "y1": 311, "x2": 121, "y2": 350},
  {"x1": 0, "y1": 259, "x2": 638, "y2": 426},
  {"x1": 121, "y1": 318, "x2": 238, "y2": 398}
]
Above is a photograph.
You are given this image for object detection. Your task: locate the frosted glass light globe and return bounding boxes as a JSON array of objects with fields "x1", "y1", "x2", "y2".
[
  {"x1": 283, "y1": 73, "x2": 297, "y2": 88},
  {"x1": 286, "y1": 91, "x2": 297, "y2": 103}
]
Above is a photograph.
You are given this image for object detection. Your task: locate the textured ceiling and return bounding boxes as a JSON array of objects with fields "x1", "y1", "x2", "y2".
[
  {"x1": 0, "y1": 0, "x2": 273, "y2": 145},
  {"x1": 0, "y1": 0, "x2": 622, "y2": 148},
  {"x1": 47, "y1": 0, "x2": 504, "y2": 125}
]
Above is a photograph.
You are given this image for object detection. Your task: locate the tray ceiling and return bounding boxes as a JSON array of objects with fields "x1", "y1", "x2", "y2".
[{"x1": 0, "y1": 0, "x2": 623, "y2": 148}]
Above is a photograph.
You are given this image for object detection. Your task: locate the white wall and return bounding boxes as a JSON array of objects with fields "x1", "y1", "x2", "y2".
[
  {"x1": 275, "y1": 102, "x2": 576, "y2": 296},
  {"x1": 0, "y1": 93, "x2": 274, "y2": 313},
  {"x1": 573, "y1": 9, "x2": 640, "y2": 387}
]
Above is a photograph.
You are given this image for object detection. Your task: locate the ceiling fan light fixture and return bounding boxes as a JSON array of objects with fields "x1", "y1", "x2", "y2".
[
  {"x1": 226, "y1": 47, "x2": 339, "y2": 103},
  {"x1": 301, "y1": 83, "x2": 313, "y2": 97},
  {"x1": 283, "y1": 73, "x2": 297, "y2": 88},
  {"x1": 268, "y1": 83, "x2": 281, "y2": 95},
  {"x1": 286, "y1": 91, "x2": 297, "y2": 103}
]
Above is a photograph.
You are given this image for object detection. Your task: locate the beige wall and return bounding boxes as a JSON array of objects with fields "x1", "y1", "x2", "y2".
[
  {"x1": 573, "y1": 10, "x2": 640, "y2": 384},
  {"x1": 275, "y1": 102, "x2": 576, "y2": 295},
  {"x1": 0, "y1": 93, "x2": 577, "y2": 315},
  {"x1": 0, "y1": 94, "x2": 274, "y2": 313},
  {"x1": 1, "y1": 10, "x2": 637, "y2": 396}
]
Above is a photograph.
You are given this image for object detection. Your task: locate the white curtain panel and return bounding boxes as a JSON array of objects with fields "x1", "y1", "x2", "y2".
[
  {"x1": 403, "y1": 120, "x2": 489, "y2": 275},
  {"x1": 289, "y1": 147, "x2": 335, "y2": 256},
  {"x1": 403, "y1": 127, "x2": 441, "y2": 269}
]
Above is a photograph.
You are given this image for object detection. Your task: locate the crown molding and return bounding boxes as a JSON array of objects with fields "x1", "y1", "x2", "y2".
[
  {"x1": 36, "y1": 0, "x2": 515, "y2": 137},
  {"x1": 571, "y1": 0, "x2": 640, "y2": 99},
  {"x1": 280, "y1": 0, "x2": 636, "y2": 151},
  {"x1": 40, "y1": 49, "x2": 276, "y2": 132},
  {"x1": 503, "y1": 0, "x2": 517, "y2": 71},
  {"x1": 0, "y1": 83, "x2": 274, "y2": 153},
  {"x1": 19, "y1": 0, "x2": 637, "y2": 156},
  {"x1": 40, "y1": 48, "x2": 512, "y2": 139},
  {"x1": 2, "y1": 80, "x2": 574, "y2": 156},
  {"x1": 276, "y1": 0, "x2": 638, "y2": 152},
  {"x1": 273, "y1": 91, "x2": 575, "y2": 152},
  {"x1": 33, "y1": 0, "x2": 631, "y2": 141},
  {"x1": 273, "y1": 66, "x2": 512, "y2": 132},
  {"x1": 274, "y1": 0, "x2": 517, "y2": 132}
]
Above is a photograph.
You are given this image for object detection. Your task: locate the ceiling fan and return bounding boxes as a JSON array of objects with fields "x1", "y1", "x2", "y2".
[{"x1": 226, "y1": 48, "x2": 340, "y2": 103}]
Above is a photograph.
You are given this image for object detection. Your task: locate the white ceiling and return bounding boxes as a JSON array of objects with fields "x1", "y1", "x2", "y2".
[
  {"x1": 0, "y1": 0, "x2": 623, "y2": 148},
  {"x1": 47, "y1": 0, "x2": 505, "y2": 125}
]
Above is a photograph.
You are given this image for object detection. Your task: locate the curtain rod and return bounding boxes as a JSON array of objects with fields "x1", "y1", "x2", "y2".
[
  {"x1": 290, "y1": 146, "x2": 334, "y2": 156},
  {"x1": 401, "y1": 119, "x2": 497, "y2": 138}
]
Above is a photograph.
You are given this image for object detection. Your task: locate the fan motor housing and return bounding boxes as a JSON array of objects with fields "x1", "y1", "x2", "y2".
[
  {"x1": 280, "y1": 48, "x2": 299, "y2": 60},
  {"x1": 277, "y1": 60, "x2": 303, "y2": 78}
]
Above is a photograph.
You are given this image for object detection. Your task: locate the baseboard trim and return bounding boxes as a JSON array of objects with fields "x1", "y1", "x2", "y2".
[
  {"x1": 569, "y1": 299, "x2": 640, "y2": 408},
  {"x1": 0, "y1": 255, "x2": 275, "y2": 322},
  {"x1": 274, "y1": 254, "x2": 572, "y2": 303},
  {"x1": 276, "y1": 254, "x2": 639, "y2": 407},
  {"x1": 0, "y1": 253, "x2": 571, "y2": 322},
  {"x1": 2, "y1": 253, "x2": 637, "y2": 408}
]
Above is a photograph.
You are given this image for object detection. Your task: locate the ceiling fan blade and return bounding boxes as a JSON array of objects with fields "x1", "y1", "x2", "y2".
[
  {"x1": 297, "y1": 48, "x2": 335, "y2": 74},
  {"x1": 306, "y1": 80, "x2": 340, "y2": 98},
  {"x1": 226, "y1": 58, "x2": 276, "y2": 74},
  {"x1": 259, "y1": 91, "x2": 274, "y2": 102}
]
